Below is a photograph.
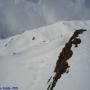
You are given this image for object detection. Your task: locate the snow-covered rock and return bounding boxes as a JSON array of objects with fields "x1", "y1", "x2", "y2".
[{"x1": 0, "y1": 21, "x2": 90, "y2": 90}]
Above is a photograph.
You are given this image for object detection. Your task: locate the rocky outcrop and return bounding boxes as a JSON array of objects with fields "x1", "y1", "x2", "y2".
[{"x1": 47, "y1": 29, "x2": 87, "y2": 90}]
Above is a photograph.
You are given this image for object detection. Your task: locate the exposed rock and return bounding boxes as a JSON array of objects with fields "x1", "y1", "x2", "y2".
[
  {"x1": 32, "y1": 36, "x2": 35, "y2": 40},
  {"x1": 47, "y1": 29, "x2": 87, "y2": 90}
]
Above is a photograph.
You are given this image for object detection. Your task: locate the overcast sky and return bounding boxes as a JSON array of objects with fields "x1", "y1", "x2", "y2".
[{"x1": 0, "y1": 0, "x2": 90, "y2": 38}]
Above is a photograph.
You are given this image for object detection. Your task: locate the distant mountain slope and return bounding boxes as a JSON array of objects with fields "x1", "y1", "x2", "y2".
[{"x1": 0, "y1": 21, "x2": 90, "y2": 90}]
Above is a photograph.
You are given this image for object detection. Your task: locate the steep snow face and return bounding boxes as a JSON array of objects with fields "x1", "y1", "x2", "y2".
[{"x1": 0, "y1": 21, "x2": 90, "y2": 90}]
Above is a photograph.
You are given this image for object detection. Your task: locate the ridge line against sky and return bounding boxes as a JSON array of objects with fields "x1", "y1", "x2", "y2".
[{"x1": 0, "y1": 0, "x2": 90, "y2": 38}]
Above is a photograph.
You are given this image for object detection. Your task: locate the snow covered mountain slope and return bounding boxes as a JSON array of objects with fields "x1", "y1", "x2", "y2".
[{"x1": 0, "y1": 21, "x2": 90, "y2": 90}]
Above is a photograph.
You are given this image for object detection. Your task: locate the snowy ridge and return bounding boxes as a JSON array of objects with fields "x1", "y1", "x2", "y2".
[{"x1": 0, "y1": 21, "x2": 90, "y2": 90}]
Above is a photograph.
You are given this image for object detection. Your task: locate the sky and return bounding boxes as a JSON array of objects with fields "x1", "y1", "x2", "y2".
[{"x1": 0, "y1": 0, "x2": 90, "y2": 38}]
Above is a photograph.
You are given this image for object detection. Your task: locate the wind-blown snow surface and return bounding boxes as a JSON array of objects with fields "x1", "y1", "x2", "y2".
[{"x1": 0, "y1": 21, "x2": 90, "y2": 90}]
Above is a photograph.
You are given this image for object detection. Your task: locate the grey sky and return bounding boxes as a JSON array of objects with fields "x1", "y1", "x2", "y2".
[
  {"x1": 0, "y1": 0, "x2": 90, "y2": 38},
  {"x1": 85, "y1": 0, "x2": 90, "y2": 8}
]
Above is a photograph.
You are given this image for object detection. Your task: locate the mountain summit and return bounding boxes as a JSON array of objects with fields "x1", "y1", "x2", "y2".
[{"x1": 0, "y1": 21, "x2": 90, "y2": 90}]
